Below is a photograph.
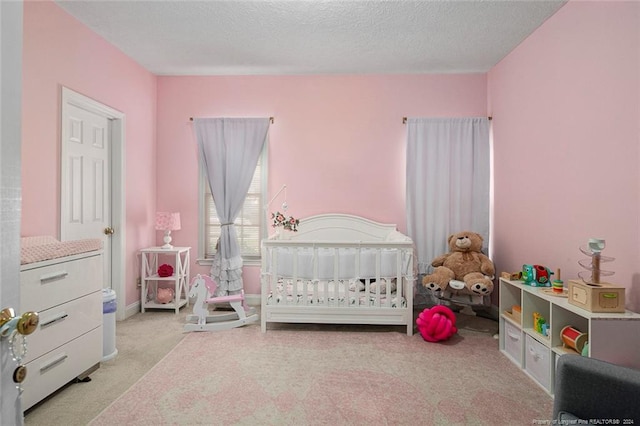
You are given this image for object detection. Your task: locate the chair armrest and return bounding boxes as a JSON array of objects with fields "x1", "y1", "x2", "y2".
[{"x1": 553, "y1": 354, "x2": 640, "y2": 422}]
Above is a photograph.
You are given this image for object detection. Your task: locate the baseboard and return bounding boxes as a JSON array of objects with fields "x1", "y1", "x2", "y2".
[
  {"x1": 245, "y1": 294, "x2": 261, "y2": 306},
  {"x1": 124, "y1": 301, "x2": 141, "y2": 320},
  {"x1": 122, "y1": 295, "x2": 261, "y2": 321}
]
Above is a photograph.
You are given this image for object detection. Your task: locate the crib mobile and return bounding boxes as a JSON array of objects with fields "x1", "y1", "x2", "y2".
[{"x1": 184, "y1": 274, "x2": 259, "y2": 332}]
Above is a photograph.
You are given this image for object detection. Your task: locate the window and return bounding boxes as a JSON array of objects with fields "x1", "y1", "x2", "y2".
[{"x1": 199, "y1": 148, "x2": 267, "y2": 265}]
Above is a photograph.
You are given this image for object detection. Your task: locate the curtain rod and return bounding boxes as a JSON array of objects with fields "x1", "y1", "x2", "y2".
[
  {"x1": 190, "y1": 117, "x2": 274, "y2": 124},
  {"x1": 403, "y1": 116, "x2": 492, "y2": 124}
]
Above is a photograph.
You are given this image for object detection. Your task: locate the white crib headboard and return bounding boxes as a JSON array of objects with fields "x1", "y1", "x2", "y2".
[{"x1": 271, "y1": 213, "x2": 408, "y2": 242}]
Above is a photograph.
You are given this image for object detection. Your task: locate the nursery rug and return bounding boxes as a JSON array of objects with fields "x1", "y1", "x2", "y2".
[{"x1": 90, "y1": 317, "x2": 552, "y2": 425}]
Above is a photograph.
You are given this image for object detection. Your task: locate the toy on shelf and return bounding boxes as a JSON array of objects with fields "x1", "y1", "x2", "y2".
[
  {"x1": 522, "y1": 264, "x2": 554, "y2": 287},
  {"x1": 552, "y1": 269, "x2": 564, "y2": 294},
  {"x1": 578, "y1": 238, "x2": 614, "y2": 284},
  {"x1": 561, "y1": 325, "x2": 589, "y2": 354},
  {"x1": 157, "y1": 263, "x2": 174, "y2": 277},
  {"x1": 500, "y1": 271, "x2": 522, "y2": 280},
  {"x1": 156, "y1": 287, "x2": 175, "y2": 304},
  {"x1": 504, "y1": 304, "x2": 521, "y2": 324},
  {"x1": 569, "y1": 238, "x2": 625, "y2": 313},
  {"x1": 533, "y1": 312, "x2": 549, "y2": 337}
]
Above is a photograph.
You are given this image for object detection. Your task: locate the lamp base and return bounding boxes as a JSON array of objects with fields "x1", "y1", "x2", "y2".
[{"x1": 161, "y1": 231, "x2": 173, "y2": 249}]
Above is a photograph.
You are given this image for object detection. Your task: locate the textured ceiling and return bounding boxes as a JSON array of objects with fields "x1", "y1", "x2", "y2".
[{"x1": 54, "y1": 0, "x2": 567, "y2": 76}]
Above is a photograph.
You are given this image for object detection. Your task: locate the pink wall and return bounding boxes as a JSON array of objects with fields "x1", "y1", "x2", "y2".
[
  {"x1": 488, "y1": 0, "x2": 640, "y2": 311},
  {"x1": 29, "y1": 0, "x2": 638, "y2": 313},
  {"x1": 22, "y1": 0, "x2": 157, "y2": 308},
  {"x1": 156, "y1": 75, "x2": 488, "y2": 294}
]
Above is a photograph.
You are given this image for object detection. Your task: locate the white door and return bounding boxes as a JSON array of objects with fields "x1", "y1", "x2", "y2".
[
  {"x1": 60, "y1": 88, "x2": 126, "y2": 321},
  {"x1": 1, "y1": 0, "x2": 24, "y2": 422},
  {"x1": 61, "y1": 101, "x2": 112, "y2": 288}
]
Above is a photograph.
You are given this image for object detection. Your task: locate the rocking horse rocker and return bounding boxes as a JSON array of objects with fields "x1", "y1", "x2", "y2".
[{"x1": 184, "y1": 274, "x2": 259, "y2": 332}]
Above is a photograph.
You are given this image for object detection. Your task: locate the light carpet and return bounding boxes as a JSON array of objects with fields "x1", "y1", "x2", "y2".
[{"x1": 90, "y1": 317, "x2": 552, "y2": 425}]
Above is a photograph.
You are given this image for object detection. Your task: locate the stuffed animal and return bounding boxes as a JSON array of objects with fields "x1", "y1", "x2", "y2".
[{"x1": 422, "y1": 231, "x2": 495, "y2": 296}]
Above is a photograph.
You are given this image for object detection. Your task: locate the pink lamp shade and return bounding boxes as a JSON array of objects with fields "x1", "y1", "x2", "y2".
[{"x1": 155, "y1": 212, "x2": 181, "y2": 249}]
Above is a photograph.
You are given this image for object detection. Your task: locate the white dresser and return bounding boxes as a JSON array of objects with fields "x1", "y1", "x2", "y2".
[{"x1": 20, "y1": 251, "x2": 103, "y2": 410}]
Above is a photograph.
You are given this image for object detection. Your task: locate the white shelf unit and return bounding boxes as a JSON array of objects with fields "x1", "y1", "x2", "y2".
[
  {"x1": 140, "y1": 247, "x2": 190, "y2": 314},
  {"x1": 499, "y1": 277, "x2": 640, "y2": 395}
]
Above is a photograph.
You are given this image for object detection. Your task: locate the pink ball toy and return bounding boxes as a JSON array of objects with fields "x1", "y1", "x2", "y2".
[{"x1": 416, "y1": 305, "x2": 458, "y2": 342}]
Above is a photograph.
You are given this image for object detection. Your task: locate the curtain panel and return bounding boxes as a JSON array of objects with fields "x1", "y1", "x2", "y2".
[
  {"x1": 406, "y1": 117, "x2": 490, "y2": 275},
  {"x1": 194, "y1": 117, "x2": 270, "y2": 294}
]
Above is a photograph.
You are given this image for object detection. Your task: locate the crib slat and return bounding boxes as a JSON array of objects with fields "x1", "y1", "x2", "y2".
[
  {"x1": 396, "y1": 250, "x2": 403, "y2": 305},
  {"x1": 333, "y1": 248, "x2": 339, "y2": 306},
  {"x1": 313, "y1": 246, "x2": 319, "y2": 303},
  {"x1": 375, "y1": 249, "x2": 381, "y2": 308},
  {"x1": 271, "y1": 247, "x2": 278, "y2": 303}
]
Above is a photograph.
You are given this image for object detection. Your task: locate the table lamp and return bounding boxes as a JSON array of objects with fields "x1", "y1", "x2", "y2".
[{"x1": 155, "y1": 212, "x2": 181, "y2": 249}]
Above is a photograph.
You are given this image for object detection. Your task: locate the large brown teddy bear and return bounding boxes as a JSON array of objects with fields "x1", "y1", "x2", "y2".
[{"x1": 422, "y1": 231, "x2": 495, "y2": 296}]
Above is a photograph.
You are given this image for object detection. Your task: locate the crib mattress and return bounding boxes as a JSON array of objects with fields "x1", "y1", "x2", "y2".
[
  {"x1": 21, "y1": 236, "x2": 103, "y2": 265},
  {"x1": 266, "y1": 278, "x2": 405, "y2": 308}
]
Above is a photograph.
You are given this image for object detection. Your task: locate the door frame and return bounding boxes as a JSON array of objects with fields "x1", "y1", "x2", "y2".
[
  {"x1": 60, "y1": 87, "x2": 126, "y2": 321},
  {"x1": 1, "y1": 0, "x2": 24, "y2": 421}
]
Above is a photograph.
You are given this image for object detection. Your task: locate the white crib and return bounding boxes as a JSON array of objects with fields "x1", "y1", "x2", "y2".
[{"x1": 260, "y1": 214, "x2": 415, "y2": 335}]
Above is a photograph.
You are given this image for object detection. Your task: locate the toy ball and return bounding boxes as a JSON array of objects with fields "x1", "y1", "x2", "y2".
[{"x1": 416, "y1": 305, "x2": 458, "y2": 342}]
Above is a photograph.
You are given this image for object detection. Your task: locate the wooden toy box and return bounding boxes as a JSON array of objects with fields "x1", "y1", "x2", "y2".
[{"x1": 568, "y1": 279, "x2": 625, "y2": 313}]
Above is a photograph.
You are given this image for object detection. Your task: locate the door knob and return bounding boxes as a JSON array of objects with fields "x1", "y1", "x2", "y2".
[
  {"x1": 104, "y1": 226, "x2": 115, "y2": 235},
  {"x1": 17, "y1": 311, "x2": 39, "y2": 335},
  {"x1": 0, "y1": 307, "x2": 16, "y2": 327},
  {"x1": 0, "y1": 308, "x2": 39, "y2": 337}
]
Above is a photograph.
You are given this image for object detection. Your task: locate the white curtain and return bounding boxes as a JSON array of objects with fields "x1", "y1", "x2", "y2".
[
  {"x1": 406, "y1": 117, "x2": 490, "y2": 275},
  {"x1": 194, "y1": 118, "x2": 270, "y2": 294}
]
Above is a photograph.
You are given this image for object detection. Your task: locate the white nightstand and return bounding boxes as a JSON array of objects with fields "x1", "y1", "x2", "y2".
[{"x1": 140, "y1": 246, "x2": 190, "y2": 314}]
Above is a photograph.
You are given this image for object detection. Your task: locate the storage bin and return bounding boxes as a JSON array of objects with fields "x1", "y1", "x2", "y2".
[
  {"x1": 525, "y1": 334, "x2": 551, "y2": 390},
  {"x1": 504, "y1": 321, "x2": 522, "y2": 365}
]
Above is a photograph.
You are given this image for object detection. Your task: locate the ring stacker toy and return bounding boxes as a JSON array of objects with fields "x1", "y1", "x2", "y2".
[
  {"x1": 184, "y1": 274, "x2": 259, "y2": 332},
  {"x1": 543, "y1": 268, "x2": 568, "y2": 297}
]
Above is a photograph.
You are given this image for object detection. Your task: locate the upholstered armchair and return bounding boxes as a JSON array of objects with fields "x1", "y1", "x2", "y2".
[{"x1": 553, "y1": 354, "x2": 640, "y2": 423}]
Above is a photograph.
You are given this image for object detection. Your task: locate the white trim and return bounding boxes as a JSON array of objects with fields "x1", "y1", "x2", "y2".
[
  {"x1": 60, "y1": 87, "x2": 127, "y2": 321},
  {"x1": 197, "y1": 152, "x2": 206, "y2": 260},
  {"x1": 245, "y1": 294, "x2": 261, "y2": 307},
  {"x1": 124, "y1": 301, "x2": 141, "y2": 320},
  {"x1": 1, "y1": 0, "x2": 24, "y2": 419}
]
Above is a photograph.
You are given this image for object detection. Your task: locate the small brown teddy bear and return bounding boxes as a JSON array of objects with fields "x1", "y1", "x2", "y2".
[{"x1": 422, "y1": 231, "x2": 495, "y2": 296}]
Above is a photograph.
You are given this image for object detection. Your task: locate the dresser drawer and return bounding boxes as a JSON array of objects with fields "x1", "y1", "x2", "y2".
[
  {"x1": 504, "y1": 321, "x2": 522, "y2": 366},
  {"x1": 22, "y1": 327, "x2": 102, "y2": 410},
  {"x1": 24, "y1": 291, "x2": 102, "y2": 364},
  {"x1": 21, "y1": 253, "x2": 102, "y2": 312},
  {"x1": 525, "y1": 333, "x2": 552, "y2": 391}
]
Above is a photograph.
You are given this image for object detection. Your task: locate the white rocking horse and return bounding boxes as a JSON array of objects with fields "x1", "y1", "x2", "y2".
[{"x1": 184, "y1": 274, "x2": 259, "y2": 332}]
